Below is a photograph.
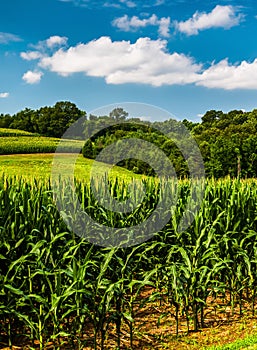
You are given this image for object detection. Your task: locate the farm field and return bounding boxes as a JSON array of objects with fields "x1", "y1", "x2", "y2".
[
  {"x1": 0, "y1": 153, "x2": 142, "y2": 182},
  {"x1": 3, "y1": 0, "x2": 257, "y2": 345},
  {"x1": 0, "y1": 127, "x2": 144, "y2": 182},
  {"x1": 0, "y1": 129, "x2": 38, "y2": 137},
  {"x1": 1, "y1": 174, "x2": 257, "y2": 349},
  {"x1": 1, "y1": 128, "x2": 257, "y2": 348},
  {"x1": 0, "y1": 127, "x2": 85, "y2": 156},
  {"x1": 0, "y1": 136, "x2": 83, "y2": 155}
]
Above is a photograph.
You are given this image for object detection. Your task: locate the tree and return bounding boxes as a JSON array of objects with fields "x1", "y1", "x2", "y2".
[
  {"x1": 37, "y1": 101, "x2": 86, "y2": 137},
  {"x1": 201, "y1": 110, "x2": 224, "y2": 125},
  {"x1": 82, "y1": 140, "x2": 94, "y2": 159},
  {"x1": 109, "y1": 108, "x2": 128, "y2": 121},
  {"x1": 0, "y1": 114, "x2": 12, "y2": 128},
  {"x1": 10, "y1": 108, "x2": 38, "y2": 133}
]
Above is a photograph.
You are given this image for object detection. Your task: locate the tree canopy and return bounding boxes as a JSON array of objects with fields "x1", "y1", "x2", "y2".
[{"x1": 1, "y1": 101, "x2": 85, "y2": 138}]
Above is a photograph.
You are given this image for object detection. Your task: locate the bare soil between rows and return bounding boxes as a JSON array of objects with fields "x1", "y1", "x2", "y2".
[{"x1": 1, "y1": 287, "x2": 257, "y2": 349}]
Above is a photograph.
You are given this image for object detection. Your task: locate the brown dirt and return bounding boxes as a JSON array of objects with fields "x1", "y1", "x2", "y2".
[{"x1": 1, "y1": 288, "x2": 257, "y2": 349}]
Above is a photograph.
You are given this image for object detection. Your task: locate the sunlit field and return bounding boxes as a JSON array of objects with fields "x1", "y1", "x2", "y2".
[
  {"x1": 0, "y1": 153, "x2": 143, "y2": 182},
  {"x1": 1, "y1": 174, "x2": 257, "y2": 349}
]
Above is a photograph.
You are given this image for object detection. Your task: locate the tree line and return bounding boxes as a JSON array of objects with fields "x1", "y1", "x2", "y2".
[
  {"x1": 1, "y1": 102, "x2": 257, "y2": 178},
  {"x1": 0, "y1": 101, "x2": 85, "y2": 138}
]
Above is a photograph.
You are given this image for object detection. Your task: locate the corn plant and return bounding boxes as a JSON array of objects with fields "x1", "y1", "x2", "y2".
[{"x1": 1, "y1": 175, "x2": 257, "y2": 348}]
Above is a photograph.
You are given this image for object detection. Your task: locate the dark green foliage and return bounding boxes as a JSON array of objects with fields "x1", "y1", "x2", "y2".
[
  {"x1": 82, "y1": 118, "x2": 189, "y2": 178},
  {"x1": 81, "y1": 107, "x2": 257, "y2": 178},
  {"x1": 6, "y1": 101, "x2": 86, "y2": 138},
  {"x1": 0, "y1": 114, "x2": 12, "y2": 128},
  {"x1": 194, "y1": 109, "x2": 257, "y2": 177}
]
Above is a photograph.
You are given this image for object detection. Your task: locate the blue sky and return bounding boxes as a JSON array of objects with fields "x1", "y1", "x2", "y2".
[{"x1": 0, "y1": 0, "x2": 257, "y2": 121}]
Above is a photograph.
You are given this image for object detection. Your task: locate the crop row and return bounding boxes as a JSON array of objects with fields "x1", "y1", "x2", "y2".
[
  {"x1": 0, "y1": 137, "x2": 84, "y2": 155},
  {"x1": 0, "y1": 176, "x2": 257, "y2": 349}
]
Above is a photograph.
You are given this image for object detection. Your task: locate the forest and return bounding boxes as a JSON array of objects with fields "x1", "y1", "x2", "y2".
[{"x1": 1, "y1": 101, "x2": 257, "y2": 178}]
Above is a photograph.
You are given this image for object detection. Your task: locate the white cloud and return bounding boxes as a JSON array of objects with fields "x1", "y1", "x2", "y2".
[
  {"x1": 46, "y1": 35, "x2": 68, "y2": 48},
  {"x1": 23, "y1": 35, "x2": 257, "y2": 90},
  {"x1": 39, "y1": 37, "x2": 200, "y2": 86},
  {"x1": 158, "y1": 17, "x2": 170, "y2": 37},
  {"x1": 20, "y1": 51, "x2": 43, "y2": 60},
  {"x1": 113, "y1": 14, "x2": 157, "y2": 31},
  {"x1": 103, "y1": 2, "x2": 121, "y2": 8},
  {"x1": 154, "y1": 0, "x2": 165, "y2": 5},
  {"x1": 0, "y1": 32, "x2": 22, "y2": 44},
  {"x1": 29, "y1": 36, "x2": 68, "y2": 51},
  {"x1": 112, "y1": 14, "x2": 171, "y2": 37},
  {"x1": 119, "y1": 0, "x2": 136, "y2": 8},
  {"x1": 0, "y1": 92, "x2": 9, "y2": 98},
  {"x1": 22, "y1": 70, "x2": 43, "y2": 84},
  {"x1": 175, "y1": 5, "x2": 243, "y2": 35},
  {"x1": 196, "y1": 58, "x2": 257, "y2": 90},
  {"x1": 21, "y1": 36, "x2": 67, "y2": 62}
]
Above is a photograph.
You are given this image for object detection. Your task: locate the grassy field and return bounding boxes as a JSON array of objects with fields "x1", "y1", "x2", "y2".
[
  {"x1": 0, "y1": 127, "x2": 86, "y2": 155},
  {"x1": 0, "y1": 153, "x2": 142, "y2": 182},
  {"x1": 0, "y1": 127, "x2": 142, "y2": 181}
]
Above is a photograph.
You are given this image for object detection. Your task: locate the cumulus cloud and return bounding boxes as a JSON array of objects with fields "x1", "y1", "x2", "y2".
[
  {"x1": 46, "y1": 35, "x2": 68, "y2": 48},
  {"x1": 0, "y1": 92, "x2": 9, "y2": 98},
  {"x1": 21, "y1": 36, "x2": 67, "y2": 62},
  {"x1": 38, "y1": 37, "x2": 200, "y2": 86},
  {"x1": 158, "y1": 17, "x2": 170, "y2": 37},
  {"x1": 196, "y1": 59, "x2": 257, "y2": 90},
  {"x1": 29, "y1": 35, "x2": 68, "y2": 51},
  {"x1": 112, "y1": 14, "x2": 171, "y2": 37},
  {"x1": 22, "y1": 35, "x2": 257, "y2": 90},
  {"x1": 175, "y1": 5, "x2": 243, "y2": 35},
  {"x1": 113, "y1": 14, "x2": 157, "y2": 31},
  {"x1": 20, "y1": 51, "x2": 43, "y2": 60},
  {"x1": 22, "y1": 70, "x2": 43, "y2": 84},
  {"x1": 0, "y1": 32, "x2": 22, "y2": 44},
  {"x1": 119, "y1": 0, "x2": 136, "y2": 8}
]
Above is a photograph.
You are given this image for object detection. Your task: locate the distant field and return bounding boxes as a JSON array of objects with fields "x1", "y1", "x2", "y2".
[
  {"x1": 0, "y1": 127, "x2": 86, "y2": 155},
  {"x1": 0, "y1": 135, "x2": 84, "y2": 154},
  {"x1": 0, "y1": 128, "x2": 143, "y2": 181},
  {"x1": 0, "y1": 128, "x2": 37, "y2": 136},
  {"x1": 0, "y1": 153, "x2": 142, "y2": 181},
  {"x1": 0, "y1": 136, "x2": 59, "y2": 154}
]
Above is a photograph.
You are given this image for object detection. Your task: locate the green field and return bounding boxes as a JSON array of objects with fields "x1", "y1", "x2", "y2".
[
  {"x1": 0, "y1": 153, "x2": 143, "y2": 182},
  {"x1": 0, "y1": 127, "x2": 142, "y2": 182},
  {"x1": 0, "y1": 128, "x2": 38, "y2": 137},
  {"x1": 0, "y1": 135, "x2": 84, "y2": 155},
  {"x1": 1, "y1": 175, "x2": 257, "y2": 349},
  {"x1": 0, "y1": 127, "x2": 87, "y2": 155},
  {"x1": 1, "y1": 128, "x2": 257, "y2": 349}
]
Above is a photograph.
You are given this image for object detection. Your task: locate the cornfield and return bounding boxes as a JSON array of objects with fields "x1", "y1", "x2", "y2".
[
  {"x1": 0, "y1": 129, "x2": 36, "y2": 137},
  {"x1": 1, "y1": 175, "x2": 257, "y2": 349},
  {"x1": 0, "y1": 136, "x2": 83, "y2": 155}
]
